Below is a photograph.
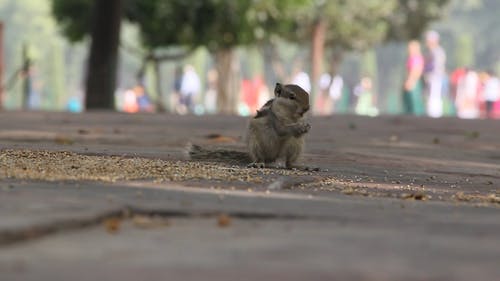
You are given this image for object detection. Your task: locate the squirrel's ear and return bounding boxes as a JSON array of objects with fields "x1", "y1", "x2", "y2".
[{"x1": 274, "y1": 83, "x2": 282, "y2": 96}]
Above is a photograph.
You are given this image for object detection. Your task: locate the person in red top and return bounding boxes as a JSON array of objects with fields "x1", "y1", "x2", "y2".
[
  {"x1": 449, "y1": 67, "x2": 467, "y2": 116},
  {"x1": 403, "y1": 40, "x2": 425, "y2": 115}
]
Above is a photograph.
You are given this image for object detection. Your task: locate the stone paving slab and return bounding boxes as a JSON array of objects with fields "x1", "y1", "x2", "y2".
[
  {"x1": 0, "y1": 112, "x2": 499, "y2": 280},
  {"x1": 2, "y1": 179, "x2": 499, "y2": 226},
  {"x1": 0, "y1": 204, "x2": 498, "y2": 281},
  {"x1": 0, "y1": 111, "x2": 499, "y2": 204},
  {"x1": 0, "y1": 180, "x2": 499, "y2": 281}
]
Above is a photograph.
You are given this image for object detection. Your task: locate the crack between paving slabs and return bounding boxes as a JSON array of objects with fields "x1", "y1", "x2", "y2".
[{"x1": 0, "y1": 205, "x2": 329, "y2": 247}]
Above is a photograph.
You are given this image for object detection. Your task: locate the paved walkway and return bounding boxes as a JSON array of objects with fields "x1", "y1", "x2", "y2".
[{"x1": 0, "y1": 111, "x2": 499, "y2": 280}]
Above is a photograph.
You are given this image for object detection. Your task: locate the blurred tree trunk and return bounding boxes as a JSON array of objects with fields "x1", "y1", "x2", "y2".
[
  {"x1": 215, "y1": 48, "x2": 240, "y2": 114},
  {"x1": 0, "y1": 22, "x2": 3, "y2": 110},
  {"x1": 85, "y1": 0, "x2": 123, "y2": 110},
  {"x1": 153, "y1": 58, "x2": 166, "y2": 112},
  {"x1": 49, "y1": 41, "x2": 65, "y2": 110},
  {"x1": 328, "y1": 48, "x2": 343, "y2": 77},
  {"x1": 262, "y1": 44, "x2": 277, "y2": 90},
  {"x1": 22, "y1": 43, "x2": 31, "y2": 109},
  {"x1": 311, "y1": 18, "x2": 326, "y2": 96}
]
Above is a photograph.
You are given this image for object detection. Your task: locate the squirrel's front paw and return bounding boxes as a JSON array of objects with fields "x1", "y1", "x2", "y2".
[{"x1": 294, "y1": 123, "x2": 311, "y2": 136}]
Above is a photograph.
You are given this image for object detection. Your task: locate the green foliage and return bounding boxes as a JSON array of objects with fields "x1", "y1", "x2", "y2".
[
  {"x1": 308, "y1": 0, "x2": 397, "y2": 50},
  {"x1": 246, "y1": 0, "x2": 310, "y2": 42},
  {"x1": 47, "y1": 40, "x2": 66, "y2": 109},
  {"x1": 126, "y1": 0, "x2": 310, "y2": 52},
  {"x1": 128, "y1": 1, "x2": 253, "y2": 50},
  {"x1": 442, "y1": 0, "x2": 500, "y2": 70},
  {"x1": 454, "y1": 33, "x2": 474, "y2": 67},
  {"x1": 51, "y1": 0, "x2": 449, "y2": 54},
  {"x1": 220, "y1": 0, "x2": 446, "y2": 52},
  {"x1": 385, "y1": 0, "x2": 450, "y2": 40},
  {"x1": 360, "y1": 50, "x2": 378, "y2": 78},
  {"x1": 0, "y1": 0, "x2": 67, "y2": 108},
  {"x1": 287, "y1": 0, "x2": 449, "y2": 51},
  {"x1": 51, "y1": 0, "x2": 310, "y2": 51},
  {"x1": 51, "y1": 0, "x2": 93, "y2": 42}
]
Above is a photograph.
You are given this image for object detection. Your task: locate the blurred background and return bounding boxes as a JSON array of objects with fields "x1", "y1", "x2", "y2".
[{"x1": 0, "y1": 0, "x2": 498, "y2": 118}]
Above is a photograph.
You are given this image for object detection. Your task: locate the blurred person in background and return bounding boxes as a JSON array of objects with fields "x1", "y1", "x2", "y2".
[
  {"x1": 449, "y1": 66, "x2": 468, "y2": 116},
  {"x1": 123, "y1": 87, "x2": 138, "y2": 113},
  {"x1": 354, "y1": 76, "x2": 378, "y2": 117},
  {"x1": 315, "y1": 73, "x2": 343, "y2": 115},
  {"x1": 170, "y1": 66, "x2": 183, "y2": 113},
  {"x1": 67, "y1": 91, "x2": 83, "y2": 113},
  {"x1": 290, "y1": 62, "x2": 311, "y2": 93},
  {"x1": 134, "y1": 85, "x2": 154, "y2": 112},
  {"x1": 256, "y1": 78, "x2": 271, "y2": 111},
  {"x1": 315, "y1": 73, "x2": 334, "y2": 115},
  {"x1": 402, "y1": 40, "x2": 425, "y2": 116},
  {"x1": 456, "y1": 69, "x2": 480, "y2": 119},
  {"x1": 482, "y1": 70, "x2": 500, "y2": 119},
  {"x1": 329, "y1": 74, "x2": 344, "y2": 113},
  {"x1": 178, "y1": 64, "x2": 201, "y2": 114},
  {"x1": 240, "y1": 75, "x2": 269, "y2": 116},
  {"x1": 424, "y1": 30, "x2": 446, "y2": 118},
  {"x1": 204, "y1": 68, "x2": 218, "y2": 114}
]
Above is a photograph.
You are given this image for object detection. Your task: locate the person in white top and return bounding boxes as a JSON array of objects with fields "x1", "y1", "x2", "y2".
[
  {"x1": 456, "y1": 70, "x2": 479, "y2": 119},
  {"x1": 424, "y1": 30, "x2": 446, "y2": 118},
  {"x1": 483, "y1": 70, "x2": 500, "y2": 118},
  {"x1": 291, "y1": 64, "x2": 311, "y2": 93},
  {"x1": 315, "y1": 73, "x2": 343, "y2": 115},
  {"x1": 179, "y1": 64, "x2": 201, "y2": 113},
  {"x1": 329, "y1": 75, "x2": 343, "y2": 102}
]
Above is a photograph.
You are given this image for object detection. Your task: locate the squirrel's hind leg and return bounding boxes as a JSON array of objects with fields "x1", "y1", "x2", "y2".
[{"x1": 284, "y1": 138, "x2": 303, "y2": 169}]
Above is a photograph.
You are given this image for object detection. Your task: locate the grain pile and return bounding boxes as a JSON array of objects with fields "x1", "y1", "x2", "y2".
[
  {"x1": 0, "y1": 149, "x2": 309, "y2": 183},
  {"x1": 2, "y1": 149, "x2": 498, "y2": 205}
]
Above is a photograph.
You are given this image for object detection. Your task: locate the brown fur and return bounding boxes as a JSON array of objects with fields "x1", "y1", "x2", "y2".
[{"x1": 247, "y1": 83, "x2": 310, "y2": 168}]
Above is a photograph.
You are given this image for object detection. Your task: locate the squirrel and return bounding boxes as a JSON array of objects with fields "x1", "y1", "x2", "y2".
[
  {"x1": 189, "y1": 83, "x2": 312, "y2": 170},
  {"x1": 247, "y1": 82, "x2": 311, "y2": 169}
]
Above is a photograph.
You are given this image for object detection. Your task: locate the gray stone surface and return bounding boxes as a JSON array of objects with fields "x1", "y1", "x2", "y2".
[
  {"x1": 0, "y1": 112, "x2": 499, "y2": 280},
  {"x1": 2, "y1": 217, "x2": 498, "y2": 281},
  {"x1": 0, "y1": 180, "x2": 499, "y2": 281}
]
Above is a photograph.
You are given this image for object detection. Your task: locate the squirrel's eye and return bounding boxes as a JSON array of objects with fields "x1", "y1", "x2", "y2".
[{"x1": 290, "y1": 95, "x2": 296, "y2": 100}]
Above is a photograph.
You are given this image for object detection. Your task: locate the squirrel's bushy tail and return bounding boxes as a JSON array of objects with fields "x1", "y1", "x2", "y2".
[{"x1": 187, "y1": 143, "x2": 251, "y2": 166}]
